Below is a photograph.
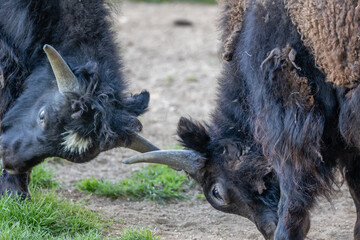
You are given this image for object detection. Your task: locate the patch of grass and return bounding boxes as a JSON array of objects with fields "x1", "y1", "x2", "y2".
[
  {"x1": 186, "y1": 76, "x2": 198, "y2": 82},
  {"x1": 196, "y1": 193, "x2": 206, "y2": 200},
  {"x1": 165, "y1": 144, "x2": 184, "y2": 150},
  {"x1": 77, "y1": 164, "x2": 192, "y2": 204},
  {"x1": 0, "y1": 163, "x2": 164, "y2": 239},
  {"x1": 30, "y1": 163, "x2": 59, "y2": 189},
  {"x1": 0, "y1": 163, "x2": 106, "y2": 239},
  {"x1": 164, "y1": 75, "x2": 174, "y2": 85},
  {"x1": 118, "y1": 227, "x2": 160, "y2": 240},
  {"x1": 0, "y1": 189, "x2": 106, "y2": 239}
]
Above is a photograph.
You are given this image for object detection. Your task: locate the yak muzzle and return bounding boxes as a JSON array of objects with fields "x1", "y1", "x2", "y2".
[{"x1": 1, "y1": 157, "x2": 19, "y2": 175}]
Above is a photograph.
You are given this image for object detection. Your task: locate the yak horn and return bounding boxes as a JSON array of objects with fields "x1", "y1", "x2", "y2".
[
  {"x1": 125, "y1": 134, "x2": 160, "y2": 153},
  {"x1": 123, "y1": 150, "x2": 203, "y2": 175},
  {"x1": 43, "y1": 44, "x2": 79, "y2": 93}
]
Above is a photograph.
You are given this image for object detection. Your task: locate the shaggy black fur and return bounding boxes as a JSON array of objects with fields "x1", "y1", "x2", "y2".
[
  {"x1": 177, "y1": 1, "x2": 360, "y2": 239},
  {"x1": 0, "y1": 0, "x2": 149, "y2": 197},
  {"x1": 178, "y1": 116, "x2": 279, "y2": 239}
]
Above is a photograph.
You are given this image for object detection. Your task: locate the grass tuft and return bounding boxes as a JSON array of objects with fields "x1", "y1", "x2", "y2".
[
  {"x1": 0, "y1": 163, "x2": 163, "y2": 239},
  {"x1": 118, "y1": 227, "x2": 160, "y2": 240},
  {"x1": 186, "y1": 76, "x2": 198, "y2": 82},
  {"x1": 30, "y1": 163, "x2": 59, "y2": 189},
  {"x1": 0, "y1": 191, "x2": 105, "y2": 239},
  {"x1": 0, "y1": 163, "x2": 105, "y2": 239},
  {"x1": 77, "y1": 164, "x2": 192, "y2": 204},
  {"x1": 196, "y1": 193, "x2": 206, "y2": 200},
  {"x1": 165, "y1": 144, "x2": 184, "y2": 150}
]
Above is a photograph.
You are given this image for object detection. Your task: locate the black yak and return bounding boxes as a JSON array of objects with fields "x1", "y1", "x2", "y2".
[
  {"x1": 0, "y1": 0, "x2": 158, "y2": 199},
  {"x1": 124, "y1": 0, "x2": 360, "y2": 239}
]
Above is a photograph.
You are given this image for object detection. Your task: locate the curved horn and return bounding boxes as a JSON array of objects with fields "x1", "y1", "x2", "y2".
[
  {"x1": 125, "y1": 134, "x2": 160, "y2": 153},
  {"x1": 123, "y1": 150, "x2": 204, "y2": 175},
  {"x1": 43, "y1": 44, "x2": 79, "y2": 93}
]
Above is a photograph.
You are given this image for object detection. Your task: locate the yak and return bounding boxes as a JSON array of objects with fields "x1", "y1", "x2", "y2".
[
  {"x1": 0, "y1": 0, "x2": 158, "y2": 199},
  {"x1": 124, "y1": 0, "x2": 360, "y2": 239}
]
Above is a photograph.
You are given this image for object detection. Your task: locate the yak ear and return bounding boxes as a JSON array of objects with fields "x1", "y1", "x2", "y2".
[
  {"x1": 177, "y1": 117, "x2": 210, "y2": 154},
  {"x1": 124, "y1": 91, "x2": 150, "y2": 116}
]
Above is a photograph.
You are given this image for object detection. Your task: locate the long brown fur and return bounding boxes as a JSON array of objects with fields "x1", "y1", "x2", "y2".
[
  {"x1": 220, "y1": 0, "x2": 274, "y2": 61},
  {"x1": 286, "y1": 0, "x2": 360, "y2": 87},
  {"x1": 261, "y1": 44, "x2": 315, "y2": 109},
  {"x1": 219, "y1": 0, "x2": 248, "y2": 61},
  {"x1": 223, "y1": 0, "x2": 360, "y2": 87}
]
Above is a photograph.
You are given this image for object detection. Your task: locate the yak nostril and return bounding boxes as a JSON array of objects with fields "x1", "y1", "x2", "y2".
[{"x1": 1, "y1": 159, "x2": 17, "y2": 175}]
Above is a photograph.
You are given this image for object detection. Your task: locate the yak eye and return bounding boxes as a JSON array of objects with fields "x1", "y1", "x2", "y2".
[
  {"x1": 39, "y1": 110, "x2": 46, "y2": 122},
  {"x1": 212, "y1": 186, "x2": 224, "y2": 202},
  {"x1": 209, "y1": 183, "x2": 229, "y2": 206}
]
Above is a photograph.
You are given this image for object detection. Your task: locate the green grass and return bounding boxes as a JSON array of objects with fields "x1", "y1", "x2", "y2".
[
  {"x1": 118, "y1": 227, "x2": 160, "y2": 240},
  {"x1": 186, "y1": 76, "x2": 198, "y2": 82},
  {"x1": 166, "y1": 144, "x2": 184, "y2": 150},
  {"x1": 77, "y1": 164, "x2": 192, "y2": 204},
  {"x1": 0, "y1": 163, "x2": 105, "y2": 239},
  {"x1": 0, "y1": 192, "x2": 104, "y2": 239},
  {"x1": 0, "y1": 163, "x2": 162, "y2": 239},
  {"x1": 196, "y1": 193, "x2": 206, "y2": 200},
  {"x1": 30, "y1": 163, "x2": 59, "y2": 189},
  {"x1": 164, "y1": 75, "x2": 174, "y2": 86}
]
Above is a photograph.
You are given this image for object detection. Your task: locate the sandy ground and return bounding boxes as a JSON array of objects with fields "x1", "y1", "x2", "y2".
[{"x1": 50, "y1": 2, "x2": 357, "y2": 239}]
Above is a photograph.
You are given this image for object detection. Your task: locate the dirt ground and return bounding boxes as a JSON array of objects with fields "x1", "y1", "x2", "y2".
[{"x1": 51, "y1": 2, "x2": 357, "y2": 239}]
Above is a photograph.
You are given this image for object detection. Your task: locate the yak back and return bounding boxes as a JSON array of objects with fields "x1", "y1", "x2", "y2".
[
  {"x1": 221, "y1": 0, "x2": 360, "y2": 87},
  {"x1": 286, "y1": 0, "x2": 360, "y2": 87}
]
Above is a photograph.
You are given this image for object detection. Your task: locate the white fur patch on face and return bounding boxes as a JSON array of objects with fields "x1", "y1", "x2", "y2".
[{"x1": 61, "y1": 131, "x2": 92, "y2": 154}]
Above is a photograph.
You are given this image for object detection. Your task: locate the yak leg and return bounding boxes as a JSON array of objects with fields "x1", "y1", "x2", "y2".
[
  {"x1": 338, "y1": 85, "x2": 360, "y2": 239},
  {"x1": 343, "y1": 155, "x2": 360, "y2": 240},
  {"x1": 274, "y1": 164, "x2": 313, "y2": 240},
  {"x1": 0, "y1": 169, "x2": 30, "y2": 200}
]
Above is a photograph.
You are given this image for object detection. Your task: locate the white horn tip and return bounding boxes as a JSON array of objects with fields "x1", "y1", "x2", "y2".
[
  {"x1": 123, "y1": 158, "x2": 135, "y2": 164},
  {"x1": 43, "y1": 44, "x2": 54, "y2": 53}
]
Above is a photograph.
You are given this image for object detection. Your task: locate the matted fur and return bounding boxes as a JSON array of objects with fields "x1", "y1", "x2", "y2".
[
  {"x1": 220, "y1": 0, "x2": 270, "y2": 36},
  {"x1": 286, "y1": 0, "x2": 360, "y2": 87},
  {"x1": 220, "y1": 0, "x2": 271, "y2": 61},
  {"x1": 260, "y1": 44, "x2": 314, "y2": 109},
  {"x1": 223, "y1": 0, "x2": 360, "y2": 87},
  {"x1": 219, "y1": 0, "x2": 248, "y2": 61}
]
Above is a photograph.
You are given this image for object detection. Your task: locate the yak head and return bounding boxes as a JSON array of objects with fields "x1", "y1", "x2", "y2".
[
  {"x1": 124, "y1": 117, "x2": 279, "y2": 240},
  {"x1": 0, "y1": 45, "x2": 158, "y2": 174}
]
